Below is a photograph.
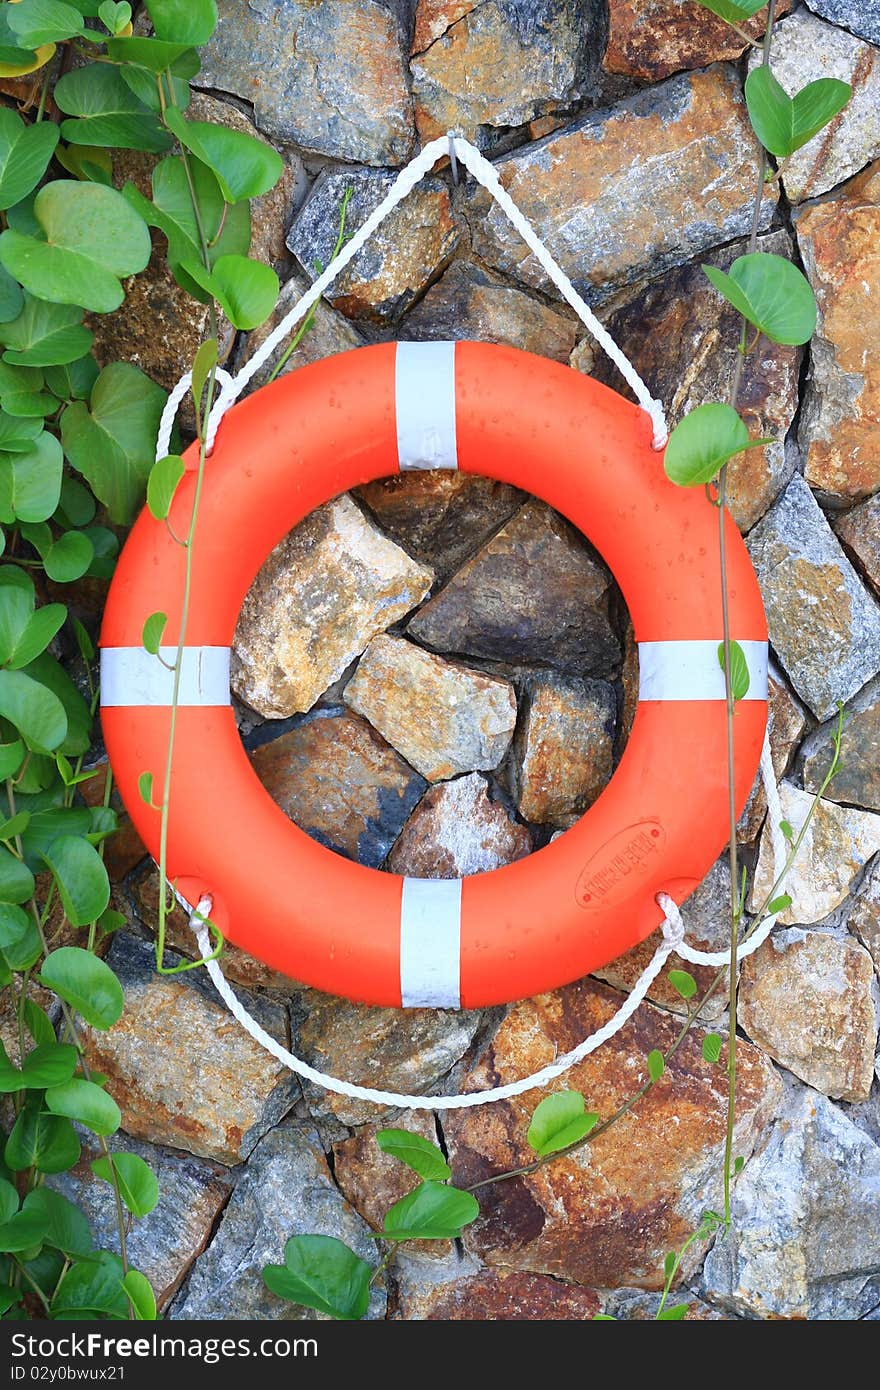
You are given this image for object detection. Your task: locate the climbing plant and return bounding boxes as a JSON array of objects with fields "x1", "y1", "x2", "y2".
[{"x1": 0, "y1": 0, "x2": 285, "y2": 1319}]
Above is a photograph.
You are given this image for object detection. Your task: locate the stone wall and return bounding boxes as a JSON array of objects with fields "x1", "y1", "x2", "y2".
[{"x1": 24, "y1": 1, "x2": 880, "y2": 1320}]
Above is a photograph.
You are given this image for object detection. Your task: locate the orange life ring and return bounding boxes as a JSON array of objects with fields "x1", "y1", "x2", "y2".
[{"x1": 100, "y1": 341, "x2": 768, "y2": 1009}]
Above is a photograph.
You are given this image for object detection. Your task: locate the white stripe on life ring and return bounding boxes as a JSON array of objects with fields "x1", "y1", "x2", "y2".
[
  {"x1": 400, "y1": 876, "x2": 462, "y2": 1008},
  {"x1": 100, "y1": 647, "x2": 231, "y2": 707},
  {"x1": 638, "y1": 639, "x2": 768, "y2": 702},
  {"x1": 395, "y1": 341, "x2": 458, "y2": 471}
]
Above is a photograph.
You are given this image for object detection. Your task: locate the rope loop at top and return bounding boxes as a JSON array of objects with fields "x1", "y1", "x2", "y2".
[{"x1": 154, "y1": 134, "x2": 670, "y2": 462}]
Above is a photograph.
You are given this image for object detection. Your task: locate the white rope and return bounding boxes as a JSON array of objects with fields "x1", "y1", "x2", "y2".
[
  {"x1": 156, "y1": 366, "x2": 234, "y2": 465},
  {"x1": 185, "y1": 731, "x2": 784, "y2": 1111},
  {"x1": 187, "y1": 133, "x2": 668, "y2": 456}
]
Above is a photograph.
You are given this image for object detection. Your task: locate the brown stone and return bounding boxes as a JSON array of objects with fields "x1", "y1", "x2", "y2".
[
  {"x1": 462, "y1": 66, "x2": 776, "y2": 303},
  {"x1": 81, "y1": 935, "x2": 298, "y2": 1164},
  {"x1": 443, "y1": 978, "x2": 780, "y2": 1288},
  {"x1": 801, "y1": 675, "x2": 880, "y2": 812},
  {"x1": 746, "y1": 475, "x2": 880, "y2": 720},
  {"x1": 344, "y1": 635, "x2": 517, "y2": 783},
  {"x1": 356, "y1": 471, "x2": 524, "y2": 584},
  {"x1": 835, "y1": 492, "x2": 880, "y2": 597},
  {"x1": 737, "y1": 664, "x2": 807, "y2": 844},
  {"x1": 333, "y1": 1112, "x2": 452, "y2": 1257},
  {"x1": 593, "y1": 232, "x2": 801, "y2": 531},
  {"x1": 753, "y1": 14, "x2": 880, "y2": 205},
  {"x1": 231, "y1": 496, "x2": 434, "y2": 718},
  {"x1": 604, "y1": 0, "x2": 786, "y2": 81},
  {"x1": 407, "y1": 500, "x2": 621, "y2": 676},
  {"x1": 49, "y1": 1132, "x2": 233, "y2": 1311},
  {"x1": 848, "y1": 855, "x2": 880, "y2": 975},
  {"x1": 398, "y1": 1265, "x2": 603, "y2": 1320},
  {"x1": 248, "y1": 709, "x2": 427, "y2": 867},
  {"x1": 399, "y1": 259, "x2": 579, "y2": 362},
  {"x1": 236, "y1": 271, "x2": 365, "y2": 391},
  {"x1": 291, "y1": 989, "x2": 482, "y2": 1128},
  {"x1": 750, "y1": 782, "x2": 880, "y2": 925},
  {"x1": 411, "y1": 0, "x2": 605, "y2": 147},
  {"x1": 594, "y1": 856, "x2": 731, "y2": 1021},
  {"x1": 514, "y1": 675, "x2": 615, "y2": 827},
  {"x1": 386, "y1": 772, "x2": 532, "y2": 876},
  {"x1": 131, "y1": 866, "x2": 298, "y2": 992},
  {"x1": 77, "y1": 761, "x2": 146, "y2": 882},
  {"x1": 287, "y1": 167, "x2": 458, "y2": 324},
  {"x1": 740, "y1": 929, "x2": 877, "y2": 1102},
  {"x1": 796, "y1": 166, "x2": 880, "y2": 502},
  {"x1": 619, "y1": 619, "x2": 638, "y2": 751}
]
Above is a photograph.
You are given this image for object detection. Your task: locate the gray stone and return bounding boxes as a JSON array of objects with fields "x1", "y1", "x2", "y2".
[
  {"x1": 237, "y1": 272, "x2": 364, "y2": 391},
  {"x1": 602, "y1": 1288, "x2": 730, "y2": 1320},
  {"x1": 804, "y1": 0, "x2": 880, "y2": 46},
  {"x1": 172, "y1": 1123, "x2": 386, "y2": 1320},
  {"x1": 287, "y1": 167, "x2": 458, "y2": 324},
  {"x1": 410, "y1": 0, "x2": 606, "y2": 148},
  {"x1": 848, "y1": 854, "x2": 880, "y2": 975},
  {"x1": 835, "y1": 491, "x2": 880, "y2": 597},
  {"x1": 801, "y1": 674, "x2": 880, "y2": 812},
  {"x1": 701, "y1": 1084, "x2": 880, "y2": 1319},
  {"x1": 739, "y1": 929, "x2": 878, "y2": 1102},
  {"x1": 460, "y1": 66, "x2": 775, "y2": 303},
  {"x1": 407, "y1": 500, "x2": 621, "y2": 676},
  {"x1": 195, "y1": 0, "x2": 414, "y2": 165},
  {"x1": 738, "y1": 662, "x2": 807, "y2": 843},
  {"x1": 514, "y1": 674, "x2": 616, "y2": 827},
  {"x1": 50, "y1": 1133, "x2": 232, "y2": 1311},
  {"x1": 344, "y1": 635, "x2": 517, "y2": 782},
  {"x1": 750, "y1": 782, "x2": 880, "y2": 926},
  {"x1": 386, "y1": 772, "x2": 532, "y2": 876},
  {"x1": 248, "y1": 710, "x2": 427, "y2": 868},
  {"x1": 290, "y1": 989, "x2": 482, "y2": 1128},
  {"x1": 746, "y1": 474, "x2": 880, "y2": 720},
  {"x1": 751, "y1": 13, "x2": 880, "y2": 203},
  {"x1": 398, "y1": 259, "x2": 579, "y2": 362},
  {"x1": 80, "y1": 935, "x2": 299, "y2": 1166},
  {"x1": 232, "y1": 496, "x2": 434, "y2": 718}
]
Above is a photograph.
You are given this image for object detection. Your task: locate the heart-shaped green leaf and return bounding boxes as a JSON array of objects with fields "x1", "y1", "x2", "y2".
[
  {"x1": 22, "y1": 1188, "x2": 91, "y2": 1256},
  {"x1": 0, "y1": 108, "x2": 59, "y2": 211},
  {"x1": 46, "y1": 1077, "x2": 121, "y2": 1136},
  {"x1": 182, "y1": 254, "x2": 278, "y2": 330},
  {"x1": 55, "y1": 64, "x2": 171, "y2": 153},
  {"x1": 527, "y1": 1090, "x2": 599, "y2": 1156},
  {"x1": 122, "y1": 1269, "x2": 157, "y2": 1321},
  {"x1": 0, "y1": 182, "x2": 152, "y2": 314},
  {"x1": 693, "y1": 0, "x2": 768, "y2": 21},
  {"x1": 0, "y1": 431, "x2": 63, "y2": 522},
  {"x1": 40, "y1": 946, "x2": 122, "y2": 1028},
  {"x1": 668, "y1": 969, "x2": 698, "y2": 1001},
  {"x1": 105, "y1": 34, "x2": 199, "y2": 74},
  {"x1": 98, "y1": 0, "x2": 131, "y2": 34},
  {"x1": 6, "y1": 0, "x2": 85, "y2": 47},
  {"x1": 164, "y1": 107, "x2": 283, "y2": 203},
  {"x1": 703, "y1": 254, "x2": 817, "y2": 345},
  {"x1": 0, "y1": 1206, "x2": 48, "y2": 1252},
  {"x1": 376, "y1": 1128, "x2": 451, "y2": 1181},
  {"x1": 0, "y1": 847, "x2": 35, "y2": 905},
  {"x1": 0, "y1": 264, "x2": 23, "y2": 324},
  {"x1": 5, "y1": 1101, "x2": 80, "y2": 1173},
  {"x1": 146, "y1": 454, "x2": 185, "y2": 520},
  {"x1": 0, "y1": 293, "x2": 93, "y2": 367},
  {"x1": 745, "y1": 67, "x2": 851, "y2": 159},
  {"x1": 0, "y1": 667, "x2": 67, "y2": 750},
  {"x1": 664, "y1": 402, "x2": 771, "y2": 487},
  {"x1": 90, "y1": 1152, "x2": 158, "y2": 1217},
  {"x1": 41, "y1": 838, "x2": 110, "y2": 927},
  {"x1": 7, "y1": 602, "x2": 66, "y2": 669},
  {"x1": 0, "y1": 1042, "x2": 78, "y2": 1092},
  {"x1": 717, "y1": 639, "x2": 751, "y2": 702},
  {"x1": 50, "y1": 1250, "x2": 128, "y2": 1319},
  {"x1": 382, "y1": 1181, "x2": 480, "y2": 1241},
  {"x1": 262, "y1": 1235, "x2": 372, "y2": 1321},
  {"x1": 144, "y1": 0, "x2": 217, "y2": 45},
  {"x1": 61, "y1": 362, "x2": 166, "y2": 523}
]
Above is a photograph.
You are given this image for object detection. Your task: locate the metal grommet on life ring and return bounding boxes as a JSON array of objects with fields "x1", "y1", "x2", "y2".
[{"x1": 100, "y1": 341, "x2": 768, "y2": 1010}]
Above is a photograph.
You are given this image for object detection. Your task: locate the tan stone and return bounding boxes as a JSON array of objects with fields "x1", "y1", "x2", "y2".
[
  {"x1": 249, "y1": 710, "x2": 426, "y2": 867},
  {"x1": 81, "y1": 936, "x2": 298, "y2": 1164},
  {"x1": 386, "y1": 772, "x2": 532, "y2": 876},
  {"x1": 835, "y1": 491, "x2": 880, "y2": 597},
  {"x1": 232, "y1": 496, "x2": 434, "y2": 718},
  {"x1": 750, "y1": 782, "x2": 880, "y2": 925},
  {"x1": 514, "y1": 675, "x2": 615, "y2": 826},
  {"x1": 737, "y1": 664, "x2": 807, "y2": 844},
  {"x1": 333, "y1": 1112, "x2": 452, "y2": 1257},
  {"x1": 355, "y1": 470, "x2": 524, "y2": 583},
  {"x1": 344, "y1": 635, "x2": 517, "y2": 782},
  {"x1": 605, "y1": 0, "x2": 787, "y2": 81},
  {"x1": 592, "y1": 231, "x2": 802, "y2": 531},
  {"x1": 463, "y1": 66, "x2": 776, "y2": 302},
  {"x1": 796, "y1": 166, "x2": 880, "y2": 502},
  {"x1": 443, "y1": 978, "x2": 781, "y2": 1288},
  {"x1": 740, "y1": 930, "x2": 877, "y2": 1102},
  {"x1": 848, "y1": 856, "x2": 880, "y2": 974}
]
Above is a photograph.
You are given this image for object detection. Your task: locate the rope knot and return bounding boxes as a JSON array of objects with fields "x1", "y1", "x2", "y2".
[{"x1": 657, "y1": 892, "x2": 685, "y2": 947}]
